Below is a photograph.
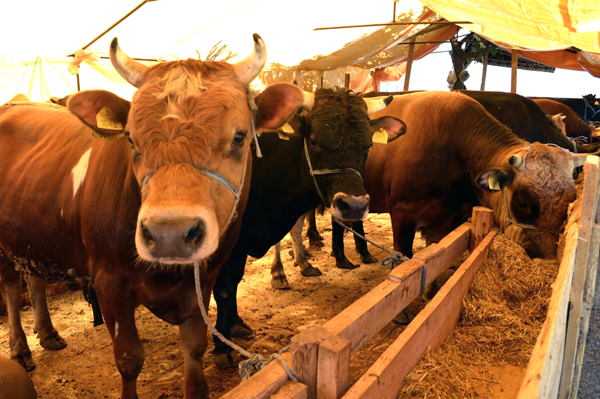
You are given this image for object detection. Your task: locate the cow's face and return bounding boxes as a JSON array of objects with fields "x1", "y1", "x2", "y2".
[
  {"x1": 299, "y1": 89, "x2": 406, "y2": 221},
  {"x1": 69, "y1": 37, "x2": 308, "y2": 265},
  {"x1": 477, "y1": 143, "x2": 581, "y2": 258}
]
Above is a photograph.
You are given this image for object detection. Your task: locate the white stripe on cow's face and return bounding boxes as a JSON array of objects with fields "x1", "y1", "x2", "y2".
[{"x1": 71, "y1": 149, "x2": 92, "y2": 198}]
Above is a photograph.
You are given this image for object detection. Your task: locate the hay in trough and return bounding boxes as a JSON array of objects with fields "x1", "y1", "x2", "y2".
[{"x1": 398, "y1": 234, "x2": 558, "y2": 398}]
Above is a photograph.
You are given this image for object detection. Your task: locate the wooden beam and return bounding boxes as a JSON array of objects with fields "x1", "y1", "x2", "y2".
[
  {"x1": 518, "y1": 201, "x2": 580, "y2": 398},
  {"x1": 323, "y1": 222, "x2": 470, "y2": 354},
  {"x1": 291, "y1": 326, "x2": 331, "y2": 399},
  {"x1": 560, "y1": 156, "x2": 600, "y2": 398},
  {"x1": 469, "y1": 207, "x2": 495, "y2": 252},
  {"x1": 343, "y1": 230, "x2": 497, "y2": 399},
  {"x1": 317, "y1": 335, "x2": 351, "y2": 399},
  {"x1": 511, "y1": 50, "x2": 519, "y2": 93},
  {"x1": 403, "y1": 37, "x2": 416, "y2": 92},
  {"x1": 221, "y1": 352, "x2": 293, "y2": 399},
  {"x1": 480, "y1": 52, "x2": 488, "y2": 91},
  {"x1": 271, "y1": 381, "x2": 308, "y2": 399}
]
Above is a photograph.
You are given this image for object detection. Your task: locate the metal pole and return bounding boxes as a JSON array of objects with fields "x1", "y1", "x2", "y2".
[{"x1": 314, "y1": 21, "x2": 472, "y2": 31}]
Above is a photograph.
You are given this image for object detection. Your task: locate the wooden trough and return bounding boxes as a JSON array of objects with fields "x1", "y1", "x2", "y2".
[{"x1": 221, "y1": 156, "x2": 599, "y2": 399}]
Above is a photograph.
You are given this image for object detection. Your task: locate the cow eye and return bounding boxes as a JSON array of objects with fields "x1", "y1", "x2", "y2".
[
  {"x1": 233, "y1": 130, "x2": 247, "y2": 146},
  {"x1": 126, "y1": 134, "x2": 133, "y2": 145},
  {"x1": 309, "y1": 137, "x2": 318, "y2": 147}
]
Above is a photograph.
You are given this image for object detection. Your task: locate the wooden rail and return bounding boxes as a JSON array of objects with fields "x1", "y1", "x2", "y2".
[
  {"x1": 222, "y1": 207, "x2": 499, "y2": 398},
  {"x1": 518, "y1": 156, "x2": 600, "y2": 399}
]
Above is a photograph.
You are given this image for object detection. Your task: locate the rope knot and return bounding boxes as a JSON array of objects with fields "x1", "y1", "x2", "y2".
[{"x1": 381, "y1": 252, "x2": 409, "y2": 270}]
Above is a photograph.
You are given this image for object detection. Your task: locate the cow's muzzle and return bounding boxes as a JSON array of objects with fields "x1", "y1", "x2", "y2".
[{"x1": 331, "y1": 193, "x2": 369, "y2": 221}]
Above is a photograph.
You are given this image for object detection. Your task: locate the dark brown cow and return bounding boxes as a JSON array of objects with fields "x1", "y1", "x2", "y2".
[
  {"x1": 0, "y1": 35, "x2": 309, "y2": 399},
  {"x1": 364, "y1": 91, "x2": 583, "y2": 259},
  {"x1": 533, "y1": 98, "x2": 599, "y2": 143}
]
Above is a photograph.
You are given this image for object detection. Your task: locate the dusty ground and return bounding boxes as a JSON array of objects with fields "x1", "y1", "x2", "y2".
[
  {"x1": 0, "y1": 213, "x2": 420, "y2": 398},
  {"x1": 1, "y1": 212, "x2": 598, "y2": 398}
]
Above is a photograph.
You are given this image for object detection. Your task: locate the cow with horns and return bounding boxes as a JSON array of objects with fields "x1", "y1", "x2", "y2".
[
  {"x1": 0, "y1": 35, "x2": 312, "y2": 398},
  {"x1": 211, "y1": 88, "x2": 406, "y2": 364}
]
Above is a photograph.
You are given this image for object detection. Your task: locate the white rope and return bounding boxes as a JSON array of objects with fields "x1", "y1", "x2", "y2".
[{"x1": 193, "y1": 261, "x2": 297, "y2": 382}]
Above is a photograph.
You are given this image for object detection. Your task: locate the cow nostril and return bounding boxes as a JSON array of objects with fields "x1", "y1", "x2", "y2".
[
  {"x1": 334, "y1": 198, "x2": 350, "y2": 212},
  {"x1": 141, "y1": 223, "x2": 155, "y2": 247},
  {"x1": 184, "y1": 221, "x2": 205, "y2": 247}
]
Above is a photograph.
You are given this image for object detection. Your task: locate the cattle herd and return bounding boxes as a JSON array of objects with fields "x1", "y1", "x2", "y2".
[{"x1": 0, "y1": 35, "x2": 599, "y2": 399}]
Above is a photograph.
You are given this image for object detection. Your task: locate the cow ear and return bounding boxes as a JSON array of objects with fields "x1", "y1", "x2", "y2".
[
  {"x1": 254, "y1": 83, "x2": 307, "y2": 131},
  {"x1": 475, "y1": 166, "x2": 515, "y2": 192},
  {"x1": 68, "y1": 90, "x2": 130, "y2": 140},
  {"x1": 369, "y1": 116, "x2": 406, "y2": 143}
]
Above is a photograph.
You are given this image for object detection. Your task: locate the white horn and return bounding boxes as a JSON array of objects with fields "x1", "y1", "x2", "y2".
[
  {"x1": 302, "y1": 91, "x2": 315, "y2": 110},
  {"x1": 110, "y1": 38, "x2": 148, "y2": 88},
  {"x1": 233, "y1": 34, "x2": 267, "y2": 86},
  {"x1": 364, "y1": 95, "x2": 394, "y2": 115}
]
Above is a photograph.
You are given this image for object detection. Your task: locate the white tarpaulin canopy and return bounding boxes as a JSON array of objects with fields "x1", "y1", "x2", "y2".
[{"x1": 0, "y1": 0, "x2": 599, "y2": 103}]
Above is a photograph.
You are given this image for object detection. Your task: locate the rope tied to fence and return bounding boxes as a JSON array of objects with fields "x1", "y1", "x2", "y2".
[
  {"x1": 331, "y1": 217, "x2": 410, "y2": 270},
  {"x1": 193, "y1": 262, "x2": 298, "y2": 383}
]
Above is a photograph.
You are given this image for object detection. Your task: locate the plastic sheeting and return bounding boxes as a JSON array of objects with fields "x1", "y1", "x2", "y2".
[{"x1": 420, "y1": 0, "x2": 600, "y2": 52}]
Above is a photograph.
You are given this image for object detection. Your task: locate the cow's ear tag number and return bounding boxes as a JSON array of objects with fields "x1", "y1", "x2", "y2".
[
  {"x1": 96, "y1": 107, "x2": 123, "y2": 131},
  {"x1": 279, "y1": 123, "x2": 294, "y2": 140},
  {"x1": 488, "y1": 174, "x2": 501, "y2": 191},
  {"x1": 372, "y1": 128, "x2": 388, "y2": 144}
]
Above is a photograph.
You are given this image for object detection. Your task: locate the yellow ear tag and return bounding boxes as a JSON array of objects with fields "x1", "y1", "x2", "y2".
[
  {"x1": 488, "y1": 174, "x2": 501, "y2": 191},
  {"x1": 281, "y1": 123, "x2": 294, "y2": 133},
  {"x1": 595, "y1": 100, "x2": 599, "y2": 105},
  {"x1": 278, "y1": 123, "x2": 294, "y2": 140},
  {"x1": 372, "y1": 128, "x2": 388, "y2": 144},
  {"x1": 96, "y1": 106, "x2": 123, "y2": 131}
]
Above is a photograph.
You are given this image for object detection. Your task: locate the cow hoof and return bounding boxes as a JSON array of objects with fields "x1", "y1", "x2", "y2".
[
  {"x1": 300, "y1": 266, "x2": 322, "y2": 277},
  {"x1": 13, "y1": 354, "x2": 36, "y2": 372},
  {"x1": 360, "y1": 253, "x2": 378, "y2": 264},
  {"x1": 39, "y1": 332, "x2": 67, "y2": 351},
  {"x1": 214, "y1": 351, "x2": 240, "y2": 368},
  {"x1": 231, "y1": 321, "x2": 253, "y2": 338},
  {"x1": 308, "y1": 239, "x2": 325, "y2": 249},
  {"x1": 271, "y1": 276, "x2": 291, "y2": 290},
  {"x1": 336, "y1": 259, "x2": 358, "y2": 269},
  {"x1": 393, "y1": 309, "x2": 415, "y2": 325}
]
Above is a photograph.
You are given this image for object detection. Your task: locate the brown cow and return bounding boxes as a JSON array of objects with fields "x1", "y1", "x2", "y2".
[
  {"x1": 364, "y1": 91, "x2": 584, "y2": 259},
  {"x1": 0, "y1": 35, "x2": 310, "y2": 398},
  {"x1": 0, "y1": 356, "x2": 36, "y2": 399},
  {"x1": 533, "y1": 98, "x2": 597, "y2": 143}
]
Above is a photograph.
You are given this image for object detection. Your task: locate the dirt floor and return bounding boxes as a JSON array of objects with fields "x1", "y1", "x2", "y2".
[
  {"x1": 0, "y1": 212, "x2": 595, "y2": 398},
  {"x1": 0, "y1": 213, "x2": 419, "y2": 398}
]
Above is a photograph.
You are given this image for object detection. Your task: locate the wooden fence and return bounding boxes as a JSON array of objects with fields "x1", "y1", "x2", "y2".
[
  {"x1": 223, "y1": 206, "x2": 497, "y2": 399},
  {"x1": 223, "y1": 156, "x2": 600, "y2": 398},
  {"x1": 518, "y1": 156, "x2": 600, "y2": 399}
]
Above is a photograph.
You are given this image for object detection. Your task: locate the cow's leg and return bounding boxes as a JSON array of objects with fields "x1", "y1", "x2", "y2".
[
  {"x1": 351, "y1": 221, "x2": 378, "y2": 264},
  {"x1": 332, "y1": 218, "x2": 358, "y2": 269},
  {"x1": 0, "y1": 260, "x2": 35, "y2": 371},
  {"x1": 390, "y1": 216, "x2": 415, "y2": 258},
  {"x1": 95, "y1": 269, "x2": 144, "y2": 399},
  {"x1": 291, "y1": 215, "x2": 321, "y2": 276},
  {"x1": 179, "y1": 314, "x2": 209, "y2": 398},
  {"x1": 422, "y1": 235, "x2": 439, "y2": 302},
  {"x1": 305, "y1": 209, "x2": 324, "y2": 248},
  {"x1": 25, "y1": 274, "x2": 67, "y2": 350},
  {"x1": 270, "y1": 242, "x2": 290, "y2": 290},
  {"x1": 213, "y1": 250, "x2": 248, "y2": 367}
]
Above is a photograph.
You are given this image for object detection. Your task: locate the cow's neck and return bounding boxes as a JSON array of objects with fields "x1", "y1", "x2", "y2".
[{"x1": 455, "y1": 125, "x2": 526, "y2": 176}]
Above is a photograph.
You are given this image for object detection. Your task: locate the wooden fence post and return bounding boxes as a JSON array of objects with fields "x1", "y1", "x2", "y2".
[
  {"x1": 511, "y1": 50, "x2": 519, "y2": 93},
  {"x1": 291, "y1": 326, "x2": 330, "y2": 399},
  {"x1": 403, "y1": 37, "x2": 416, "y2": 92},
  {"x1": 317, "y1": 335, "x2": 351, "y2": 399},
  {"x1": 470, "y1": 207, "x2": 495, "y2": 252},
  {"x1": 480, "y1": 52, "x2": 488, "y2": 91}
]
